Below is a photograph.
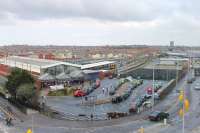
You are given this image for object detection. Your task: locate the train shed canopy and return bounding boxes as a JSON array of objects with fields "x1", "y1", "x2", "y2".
[
  {"x1": 0, "y1": 56, "x2": 116, "y2": 77},
  {"x1": 0, "y1": 56, "x2": 81, "y2": 74}
]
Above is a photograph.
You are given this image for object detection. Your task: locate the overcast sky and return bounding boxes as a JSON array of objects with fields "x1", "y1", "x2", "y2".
[{"x1": 0, "y1": 0, "x2": 200, "y2": 46}]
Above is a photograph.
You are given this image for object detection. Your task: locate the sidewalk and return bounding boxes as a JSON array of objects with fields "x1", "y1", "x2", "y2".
[
  {"x1": 133, "y1": 123, "x2": 170, "y2": 133},
  {"x1": 0, "y1": 121, "x2": 8, "y2": 133},
  {"x1": 192, "y1": 126, "x2": 200, "y2": 133}
]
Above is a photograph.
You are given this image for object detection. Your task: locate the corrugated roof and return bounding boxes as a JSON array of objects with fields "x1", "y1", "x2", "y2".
[{"x1": 1, "y1": 56, "x2": 81, "y2": 68}]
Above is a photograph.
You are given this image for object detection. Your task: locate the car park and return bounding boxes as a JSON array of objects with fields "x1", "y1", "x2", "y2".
[{"x1": 149, "y1": 111, "x2": 169, "y2": 121}]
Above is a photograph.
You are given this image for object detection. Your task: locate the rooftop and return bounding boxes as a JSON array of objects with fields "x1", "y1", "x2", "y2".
[
  {"x1": 144, "y1": 61, "x2": 183, "y2": 70},
  {"x1": 0, "y1": 56, "x2": 115, "y2": 73},
  {"x1": 81, "y1": 61, "x2": 115, "y2": 69},
  {"x1": 1, "y1": 56, "x2": 81, "y2": 68}
]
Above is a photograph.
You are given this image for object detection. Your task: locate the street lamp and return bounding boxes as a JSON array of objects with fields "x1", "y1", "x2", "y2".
[
  {"x1": 152, "y1": 59, "x2": 160, "y2": 110},
  {"x1": 152, "y1": 63, "x2": 155, "y2": 110}
]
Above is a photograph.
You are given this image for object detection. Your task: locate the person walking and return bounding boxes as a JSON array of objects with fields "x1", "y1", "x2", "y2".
[{"x1": 102, "y1": 87, "x2": 105, "y2": 94}]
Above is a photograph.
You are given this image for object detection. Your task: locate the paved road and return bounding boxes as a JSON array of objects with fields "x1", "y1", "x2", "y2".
[{"x1": 159, "y1": 75, "x2": 200, "y2": 133}]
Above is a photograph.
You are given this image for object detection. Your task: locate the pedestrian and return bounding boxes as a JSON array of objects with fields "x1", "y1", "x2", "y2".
[
  {"x1": 90, "y1": 113, "x2": 93, "y2": 120},
  {"x1": 85, "y1": 96, "x2": 88, "y2": 101},
  {"x1": 6, "y1": 117, "x2": 12, "y2": 126},
  {"x1": 8, "y1": 117, "x2": 12, "y2": 126},
  {"x1": 102, "y1": 88, "x2": 105, "y2": 94}
]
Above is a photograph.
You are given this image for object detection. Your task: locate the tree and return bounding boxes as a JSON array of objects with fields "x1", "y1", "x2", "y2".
[
  {"x1": 16, "y1": 83, "x2": 36, "y2": 106},
  {"x1": 5, "y1": 68, "x2": 34, "y2": 98}
]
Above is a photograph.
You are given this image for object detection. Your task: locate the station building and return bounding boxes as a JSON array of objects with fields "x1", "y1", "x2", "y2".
[{"x1": 0, "y1": 56, "x2": 116, "y2": 88}]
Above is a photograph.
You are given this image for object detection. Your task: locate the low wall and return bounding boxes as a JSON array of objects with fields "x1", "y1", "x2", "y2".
[{"x1": 158, "y1": 79, "x2": 176, "y2": 99}]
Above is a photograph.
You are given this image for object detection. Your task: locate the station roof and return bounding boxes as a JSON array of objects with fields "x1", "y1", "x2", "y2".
[
  {"x1": 0, "y1": 56, "x2": 115, "y2": 74},
  {"x1": 1, "y1": 56, "x2": 81, "y2": 68},
  {"x1": 81, "y1": 61, "x2": 115, "y2": 69}
]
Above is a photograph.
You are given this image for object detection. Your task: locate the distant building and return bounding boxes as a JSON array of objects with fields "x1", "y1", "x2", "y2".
[
  {"x1": 170, "y1": 41, "x2": 174, "y2": 47},
  {"x1": 169, "y1": 41, "x2": 175, "y2": 51}
]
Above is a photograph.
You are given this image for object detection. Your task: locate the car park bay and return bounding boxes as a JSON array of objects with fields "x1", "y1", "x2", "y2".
[{"x1": 46, "y1": 78, "x2": 167, "y2": 119}]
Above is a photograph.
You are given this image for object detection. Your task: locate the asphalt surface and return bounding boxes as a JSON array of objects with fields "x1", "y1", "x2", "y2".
[{"x1": 46, "y1": 78, "x2": 166, "y2": 119}]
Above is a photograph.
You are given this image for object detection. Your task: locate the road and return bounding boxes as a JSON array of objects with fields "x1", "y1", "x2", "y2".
[{"x1": 158, "y1": 76, "x2": 200, "y2": 133}]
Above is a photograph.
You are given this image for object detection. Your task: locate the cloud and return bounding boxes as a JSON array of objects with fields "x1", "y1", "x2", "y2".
[
  {"x1": 0, "y1": 0, "x2": 196, "y2": 22},
  {"x1": 0, "y1": 0, "x2": 200, "y2": 46}
]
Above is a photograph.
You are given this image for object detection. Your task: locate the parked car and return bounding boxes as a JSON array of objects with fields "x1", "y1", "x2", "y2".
[
  {"x1": 146, "y1": 87, "x2": 153, "y2": 95},
  {"x1": 149, "y1": 111, "x2": 169, "y2": 121},
  {"x1": 112, "y1": 96, "x2": 123, "y2": 103},
  {"x1": 194, "y1": 83, "x2": 200, "y2": 90},
  {"x1": 142, "y1": 101, "x2": 152, "y2": 108},
  {"x1": 154, "y1": 83, "x2": 162, "y2": 92},
  {"x1": 191, "y1": 77, "x2": 196, "y2": 82},
  {"x1": 129, "y1": 102, "x2": 137, "y2": 113},
  {"x1": 136, "y1": 97, "x2": 145, "y2": 107},
  {"x1": 143, "y1": 94, "x2": 152, "y2": 100},
  {"x1": 73, "y1": 89, "x2": 86, "y2": 97},
  {"x1": 187, "y1": 78, "x2": 193, "y2": 84}
]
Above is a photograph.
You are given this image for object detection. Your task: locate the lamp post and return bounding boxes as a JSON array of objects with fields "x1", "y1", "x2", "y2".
[
  {"x1": 152, "y1": 59, "x2": 160, "y2": 110},
  {"x1": 152, "y1": 64, "x2": 155, "y2": 110}
]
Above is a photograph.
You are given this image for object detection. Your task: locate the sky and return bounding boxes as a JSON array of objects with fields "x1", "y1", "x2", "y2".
[{"x1": 0, "y1": 0, "x2": 200, "y2": 46}]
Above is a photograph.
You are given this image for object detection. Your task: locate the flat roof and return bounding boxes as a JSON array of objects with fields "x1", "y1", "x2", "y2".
[
  {"x1": 144, "y1": 64, "x2": 183, "y2": 70},
  {"x1": 81, "y1": 61, "x2": 115, "y2": 69},
  {"x1": 160, "y1": 58, "x2": 188, "y2": 61}
]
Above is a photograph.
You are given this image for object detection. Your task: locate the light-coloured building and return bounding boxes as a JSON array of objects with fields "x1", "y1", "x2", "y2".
[{"x1": 0, "y1": 56, "x2": 116, "y2": 76}]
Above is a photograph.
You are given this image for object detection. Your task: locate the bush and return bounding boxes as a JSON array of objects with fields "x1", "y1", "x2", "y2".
[{"x1": 16, "y1": 83, "x2": 39, "y2": 108}]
